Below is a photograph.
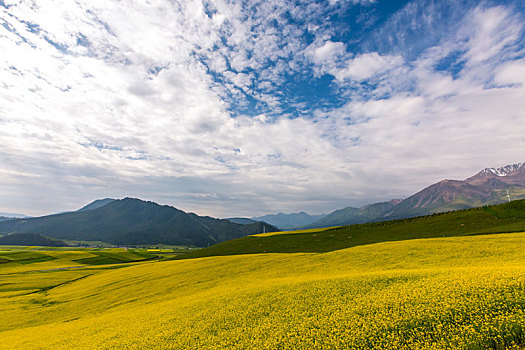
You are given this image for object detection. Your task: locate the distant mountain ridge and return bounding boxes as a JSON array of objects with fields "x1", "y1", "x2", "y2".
[
  {"x1": 226, "y1": 218, "x2": 258, "y2": 225},
  {"x1": 0, "y1": 198, "x2": 278, "y2": 247},
  {"x1": 0, "y1": 212, "x2": 29, "y2": 219},
  {"x1": 304, "y1": 200, "x2": 401, "y2": 228},
  {"x1": 306, "y1": 162, "x2": 525, "y2": 228},
  {"x1": 251, "y1": 212, "x2": 327, "y2": 230}
]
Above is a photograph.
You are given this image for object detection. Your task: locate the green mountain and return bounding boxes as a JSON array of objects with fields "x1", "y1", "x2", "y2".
[
  {"x1": 252, "y1": 212, "x2": 327, "y2": 230},
  {"x1": 0, "y1": 232, "x2": 68, "y2": 247},
  {"x1": 178, "y1": 199, "x2": 525, "y2": 259},
  {"x1": 0, "y1": 198, "x2": 278, "y2": 247}
]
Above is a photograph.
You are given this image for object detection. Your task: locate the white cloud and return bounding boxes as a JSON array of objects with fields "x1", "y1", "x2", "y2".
[
  {"x1": 335, "y1": 52, "x2": 404, "y2": 81},
  {"x1": 494, "y1": 59, "x2": 525, "y2": 86},
  {"x1": 306, "y1": 40, "x2": 346, "y2": 65},
  {"x1": 461, "y1": 5, "x2": 523, "y2": 66}
]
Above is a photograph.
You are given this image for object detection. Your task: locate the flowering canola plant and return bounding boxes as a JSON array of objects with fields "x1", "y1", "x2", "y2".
[{"x1": 0, "y1": 232, "x2": 524, "y2": 349}]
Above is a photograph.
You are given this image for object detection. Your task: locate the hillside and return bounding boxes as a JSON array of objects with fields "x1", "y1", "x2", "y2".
[
  {"x1": 1, "y1": 232, "x2": 524, "y2": 349},
  {"x1": 0, "y1": 198, "x2": 278, "y2": 247},
  {"x1": 0, "y1": 233, "x2": 68, "y2": 247},
  {"x1": 178, "y1": 199, "x2": 525, "y2": 259}
]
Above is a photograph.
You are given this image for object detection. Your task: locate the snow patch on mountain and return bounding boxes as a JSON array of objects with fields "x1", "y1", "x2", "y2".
[{"x1": 481, "y1": 163, "x2": 523, "y2": 176}]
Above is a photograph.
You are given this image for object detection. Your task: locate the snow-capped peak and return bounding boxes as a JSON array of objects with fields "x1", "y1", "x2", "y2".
[{"x1": 481, "y1": 163, "x2": 523, "y2": 177}]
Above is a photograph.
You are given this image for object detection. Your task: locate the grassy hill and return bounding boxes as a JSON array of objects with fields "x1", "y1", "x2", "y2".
[
  {"x1": 177, "y1": 199, "x2": 525, "y2": 259},
  {"x1": 1, "y1": 232, "x2": 524, "y2": 349}
]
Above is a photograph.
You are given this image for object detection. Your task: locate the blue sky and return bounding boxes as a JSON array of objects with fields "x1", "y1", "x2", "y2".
[{"x1": 1, "y1": 0, "x2": 525, "y2": 217}]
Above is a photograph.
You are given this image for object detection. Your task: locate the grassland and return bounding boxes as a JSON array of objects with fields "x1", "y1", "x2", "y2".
[
  {"x1": 178, "y1": 199, "x2": 525, "y2": 259},
  {"x1": 1, "y1": 231, "x2": 524, "y2": 349}
]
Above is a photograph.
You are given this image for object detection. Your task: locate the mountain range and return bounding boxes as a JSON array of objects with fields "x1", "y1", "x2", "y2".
[
  {"x1": 304, "y1": 162, "x2": 525, "y2": 228},
  {"x1": 0, "y1": 162, "x2": 523, "y2": 246},
  {"x1": 0, "y1": 198, "x2": 277, "y2": 247}
]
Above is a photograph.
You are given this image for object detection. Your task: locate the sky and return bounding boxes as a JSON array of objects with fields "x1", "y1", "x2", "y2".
[{"x1": 1, "y1": 0, "x2": 525, "y2": 217}]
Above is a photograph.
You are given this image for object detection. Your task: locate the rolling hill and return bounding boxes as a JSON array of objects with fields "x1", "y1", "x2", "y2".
[{"x1": 0, "y1": 198, "x2": 278, "y2": 247}]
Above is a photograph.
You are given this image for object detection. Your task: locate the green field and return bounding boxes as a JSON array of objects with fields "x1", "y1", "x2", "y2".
[{"x1": 1, "y1": 229, "x2": 524, "y2": 349}]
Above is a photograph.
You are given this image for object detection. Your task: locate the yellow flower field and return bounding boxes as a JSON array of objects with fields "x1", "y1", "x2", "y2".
[{"x1": 1, "y1": 232, "x2": 525, "y2": 349}]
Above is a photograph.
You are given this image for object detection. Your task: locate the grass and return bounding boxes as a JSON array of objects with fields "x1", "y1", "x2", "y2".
[
  {"x1": 177, "y1": 199, "x2": 525, "y2": 259},
  {"x1": 0, "y1": 232, "x2": 524, "y2": 349}
]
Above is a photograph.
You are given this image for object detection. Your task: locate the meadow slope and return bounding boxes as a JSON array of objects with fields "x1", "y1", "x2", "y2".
[{"x1": 1, "y1": 232, "x2": 525, "y2": 349}]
